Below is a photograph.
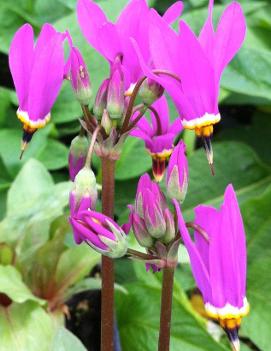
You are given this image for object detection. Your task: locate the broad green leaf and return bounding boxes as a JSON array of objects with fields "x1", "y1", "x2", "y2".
[
  {"x1": 183, "y1": 141, "x2": 271, "y2": 219},
  {"x1": 222, "y1": 47, "x2": 271, "y2": 101},
  {"x1": 115, "y1": 138, "x2": 151, "y2": 180},
  {"x1": 0, "y1": 160, "x2": 71, "y2": 259},
  {"x1": 52, "y1": 327, "x2": 87, "y2": 351},
  {"x1": 55, "y1": 244, "x2": 100, "y2": 293},
  {"x1": 0, "y1": 265, "x2": 44, "y2": 305},
  {"x1": 116, "y1": 262, "x2": 228, "y2": 351},
  {"x1": 37, "y1": 139, "x2": 69, "y2": 170},
  {"x1": 0, "y1": 301, "x2": 55, "y2": 351}
]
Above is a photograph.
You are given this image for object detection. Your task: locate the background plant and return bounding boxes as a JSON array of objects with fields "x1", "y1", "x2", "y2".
[{"x1": 0, "y1": 0, "x2": 271, "y2": 350}]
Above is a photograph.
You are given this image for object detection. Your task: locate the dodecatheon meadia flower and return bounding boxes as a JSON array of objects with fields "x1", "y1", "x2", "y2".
[
  {"x1": 130, "y1": 96, "x2": 182, "y2": 181},
  {"x1": 68, "y1": 135, "x2": 89, "y2": 181},
  {"x1": 70, "y1": 210, "x2": 128, "y2": 258},
  {"x1": 166, "y1": 141, "x2": 188, "y2": 203},
  {"x1": 132, "y1": 1, "x2": 246, "y2": 171},
  {"x1": 9, "y1": 23, "x2": 66, "y2": 157},
  {"x1": 174, "y1": 185, "x2": 249, "y2": 351},
  {"x1": 69, "y1": 166, "x2": 98, "y2": 244},
  {"x1": 125, "y1": 173, "x2": 180, "y2": 271},
  {"x1": 77, "y1": 0, "x2": 183, "y2": 90}
]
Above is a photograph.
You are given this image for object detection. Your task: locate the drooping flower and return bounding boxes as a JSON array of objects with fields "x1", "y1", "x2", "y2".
[
  {"x1": 77, "y1": 0, "x2": 183, "y2": 89},
  {"x1": 132, "y1": 0, "x2": 246, "y2": 169},
  {"x1": 68, "y1": 135, "x2": 89, "y2": 181},
  {"x1": 125, "y1": 174, "x2": 180, "y2": 271},
  {"x1": 130, "y1": 96, "x2": 182, "y2": 181},
  {"x1": 70, "y1": 209, "x2": 128, "y2": 258},
  {"x1": 174, "y1": 185, "x2": 249, "y2": 351},
  {"x1": 69, "y1": 166, "x2": 98, "y2": 244},
  {"x1": 9, "y1": 23, "x2": 66, "y2": 154},
  {"x1": 166, "y1": 141, "x2": 188, "y2": 203}
]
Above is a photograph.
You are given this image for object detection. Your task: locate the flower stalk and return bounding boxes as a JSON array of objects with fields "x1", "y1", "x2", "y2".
[
  {"x1": 158, "y1": 267, "x2": 175, "y2": 351},
  {"x1": 101, "y1": 156, "x2": 116, "y2": 351}
]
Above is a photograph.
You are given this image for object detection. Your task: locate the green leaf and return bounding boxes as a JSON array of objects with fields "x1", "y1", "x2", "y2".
[
  {"x1": 116, "y1": 262, "x2": 228, "y2": 351},
  {"x1": 52, "y1": 327, "x2": 87, "y2": 351},
  {"x1": 37, "y1": 139, "x2": 69, "y2": 170},
  {"x1": 0, "y1": 159, "x2": 71, "y2": 259},
  {"x1": 222, "y1": 47, "x2": 271, "y2": 101},
  {"x1": 183, "y1": 141, "x2": 271, "y2": 220},
  {"x1": 115, "y1": 138, "x2": 151, "y2": 180},
  {"x1": 55, "y1": 244, "x2": 100, "y2": 294},
  {"x1": 0, "y1": 301, "x2": 55, "y2": 351},
  {"x1": 0, "y1": 265, "x2": 44, "y2": 305}
]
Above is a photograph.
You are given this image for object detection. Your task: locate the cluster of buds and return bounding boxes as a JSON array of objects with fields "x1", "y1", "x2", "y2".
[{"x1": 126, "y1": 174, "x2": 180, "y2": 270}]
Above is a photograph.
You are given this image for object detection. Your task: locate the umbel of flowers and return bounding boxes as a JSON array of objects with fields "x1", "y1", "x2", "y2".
[{"x1": 8, "y1": 1, "x2": 248, "y2": 351}]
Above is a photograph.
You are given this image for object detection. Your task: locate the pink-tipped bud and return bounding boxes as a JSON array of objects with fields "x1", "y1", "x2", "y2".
[
  {"x1": 106, "y1": 61, "x2": 125, "y2": 120},
  {"x1": 69, "y1": 166, "x2": 98, "y2": 244},
  {"x1": 70, "y1": 47, "x2": 92, "y2": 106},
  {"x1": 70, "y1": 210, "x2": 128, "y2": 258},
  {"x1": 139, "y1": 78, "x2": 164, "y2": 106},
  {"x1": 93, "y1": 78, "x2": 109, "y2": 120},
  {"x1": 166, "y1": 141, "x2": 188, "y2": 203},
  {"x1": 131, "y1": 211, "x2": 153, "y2": 248},
  {"x1": 69, "y1": 135, "x2": 89, "y2": 181}
]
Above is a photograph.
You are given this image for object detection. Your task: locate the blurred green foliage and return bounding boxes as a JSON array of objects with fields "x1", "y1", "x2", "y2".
[{"x1": 0, "y1": 0, "x2": 271, "y2": 350}]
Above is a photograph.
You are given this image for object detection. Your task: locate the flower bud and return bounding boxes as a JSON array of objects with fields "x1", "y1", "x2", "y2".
[
  {"x1": 70, "y1": 210, "x2": 128, "y2": 258},
  {"x1": 68, "y1": 135, "x2": 89, "y2": 181},
  {"x1": 131, "y1": 211, "x2": 153, "y2": 248},
  {"x1": 106, "y1": 63, "x2": 125, "y2": 120},
  {"x1": 139, "y1": 78, "x2": 164, "y2": 106},
  {"x1": 166, "y1": 141, "x2": 188, "y2": 203},
  {"x1": 93, "y1": 79, "x2": 109, "y2": 120},
  {"x1": 70, "y1": 47, "x2": 92, "y2": 106}
]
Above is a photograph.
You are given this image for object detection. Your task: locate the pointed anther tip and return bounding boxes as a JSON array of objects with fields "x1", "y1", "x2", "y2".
[
  {"x1": 19, "y1": 141, "x2": 28, "y2": 160},
  {"x1": 230, "y1": 338, "x2": 240, "y2": 351},
  {"x1": 209, "y1": 162, "x2": 215, "y2": 176}
]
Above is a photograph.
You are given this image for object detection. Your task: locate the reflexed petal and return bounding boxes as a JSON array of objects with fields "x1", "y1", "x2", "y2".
[
  {"x1": 214, "y1": 2, "x2": 246, "y2": 80},
  {"x1": 163, "y1": 1, "x2": 184, "y2": 25},
  {"x1": 9, "y1": 23, "x2": 34, "y2": 110},
  {"x1": 77, "y1": 0, "x2": 108, "y2": 54},
  {"x1": 151, "y1": 96, "x2": 170, "y2": 134},
  {"x1": 174, "y1": 200, "x2": 211, "y2": 302},
  {"x1": 27, "y1": 33, "x2": 65, "y2": 121},
  {"x1": 34, "y1": 23, "x2": 57, "y2": 57}
]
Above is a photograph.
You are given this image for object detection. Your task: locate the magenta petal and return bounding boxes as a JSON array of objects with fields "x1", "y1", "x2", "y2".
[
  {"x1": 9, "y1": 24, "x2": 34, "y2": 111},
  {"x1": 151, "y1": 96, "x2": 170, "y2": 134},
  {"x1": 72, "y1": 219, "x2": 108, "y2": 249},
  {"x1": 178, "y1": 20, "x2": 217, "y2": 116},
  {"x1": 174, "y1": 200, "x2": 211, "y2": 302},
  {"x1": 27, "y1": 33, "x2": 65, "y2": 121},
  {"x1": 97, "y1": 22, "x2": 121, "y2": 62},
  {"x1": 34, "y1": 23, "x2": 57, "y2": 57},
  {"x1": 77, "y1": 0, "x2": 108, "y2": 54},
  {"x1": 163, "y1": 1, "x2": 184, "y2": 25},
  {"x1": 214, "y1": 2, "x2": 246, "y2": 81}
]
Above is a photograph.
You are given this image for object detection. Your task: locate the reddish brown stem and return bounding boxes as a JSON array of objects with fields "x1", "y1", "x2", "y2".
[
  {"x1": 158, "y1": 267, "x2": 175, "y2": 351},
  {"x1": 101, "y1": 157, "x2": 116, "y2": 351}
]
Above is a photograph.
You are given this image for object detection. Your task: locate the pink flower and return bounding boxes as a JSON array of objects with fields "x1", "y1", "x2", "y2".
[
  {"x1": 174, "y1": 184, "x2": 249, "y2": 351},
  {"x1": 77, "y1": 0, "x2": 183, "y2": 89},
  {"x1": 131, "y1": 96, "x2": 182, "y2": 181},
  {"x1": 70, "y1": 210, "x2": 128, "y2": 258},
  {"x1": 9, "y1": 23, "x2": 66, "y2": 148},
  {"x1": 132, "y1": 0, "x2": 246, "y2": 168}
]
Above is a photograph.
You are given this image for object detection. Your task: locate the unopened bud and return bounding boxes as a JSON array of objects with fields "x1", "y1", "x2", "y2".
[
  {"x1": 70, "y1": 47, "x2": 92, "y2": 106},
  {"x1": 166, "y1": 141, "x2": 188, "y2": 203},
  {"x1": 69, "y1": 135, "x2": 89, "y2": 181},
  {"x1": 107, "y1": 64, "x2": 125, "y2": 120},
  {"x1": 139, "y1": 78, "x2": 164, "y2": 106},
  {"x1": 93, "y1": 79, "x2": 109, "y2": 120},
  {"x1": 131, "y1": 212, "x2": 153, "y2": 248}
]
